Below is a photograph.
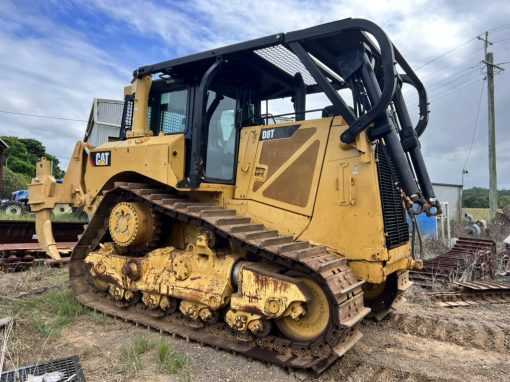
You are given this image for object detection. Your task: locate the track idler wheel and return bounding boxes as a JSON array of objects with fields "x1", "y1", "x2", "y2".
[
  {"x1": 275, "y1": 277, "x2": 331, "y2": 342},
  {"x1": 108, "y1": 202, "x2": 155, "y2": 248}
]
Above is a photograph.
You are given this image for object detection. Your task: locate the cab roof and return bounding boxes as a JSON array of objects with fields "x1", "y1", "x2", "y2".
[{"x1": 134, "y1": 18, "x2": 383, "y2": 100}]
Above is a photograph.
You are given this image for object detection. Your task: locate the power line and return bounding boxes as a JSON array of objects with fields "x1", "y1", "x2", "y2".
[
  {"x1": 493, "y1": 36, "x2": 510, "y2": 44},
  {"x1": 417, "y1": 46, "x2": 484, "y2": 82},
  {"x1": 0, "y1": 110, "x2": 88, "y2": 123},
  {"x1": 415, "y1": 37, "x2": 477, "y2": 71},
  {"x1": 488, "y1": 23, "x2": 510, "y2": 33},
  {"x1": 406, "y1": 66, "x2": 481, "y2": 103},
  {"x1": 463, "y1": 79, "x2": 486, "y2": 169},
  {"x1": 415, "y1": 27, "x2": 510, "y2": 73},
  {"x1": 406, "y1": 69, "x2": 483, "y2": 105},
  {"x1": 429, "y1": 75, "x2": 484, "y2": 103},
  {"x1": 424, "y1": 70, "x2": 482, "y2": 99},
  {"x1": 406, "y1": 33, "x2": 510, "y2": 103}
]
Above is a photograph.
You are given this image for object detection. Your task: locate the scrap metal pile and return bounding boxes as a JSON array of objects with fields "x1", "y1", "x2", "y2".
[
  {"x1": 410, "y1": 237, "x2": 497, "y2": 287},
  {"x1": 410, "y1": 236, "x2": 510, "y2": 306},
  {"x1": 494, "y1": 204, "x2": 510, "y2": 226},
  {"x1": 494, "y1": 204, "x2": 510, "y2": 276},
  {"x1": 499, "y1": 235, "x2": 510, "y2": 277},
  {"x1": 0, "y1": 220, "x2": 82, "y2": 271},
  {"x1": 428, "y1": 280, "x2": 510, "y2": 307}
]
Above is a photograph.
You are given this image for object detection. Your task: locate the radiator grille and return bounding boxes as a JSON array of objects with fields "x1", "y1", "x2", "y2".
[{"x1": 376, "y1": 143, "x2": 409, "y2": 249}]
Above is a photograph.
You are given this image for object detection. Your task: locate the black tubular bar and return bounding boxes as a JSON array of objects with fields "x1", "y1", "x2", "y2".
[
  {"x1": 394, "y1": 44, "x2": 429, "y2": 137},
  {"x1": 293, "y1": 73, "x2": 306, "y2": 121},
  {"x1": 289, "y1": 41, "x2": 356, "y2": 124},
  {"x1": 399, "y1": 74, "x2": 429, "y2": 137},
  {"x1": 261, "y1": 108, "x2": 324, "y2": 120},
  {"x1": 286, "y1": 18, "x2": 429, "y2": 141},
  {"x1": 286, "y1": 19, "x2": 399, "y2": 144},
  {"x1": 356, "y1": 51, "x2": 420, "y2": 198},
  {"x1": 180, "y1": 58, "x2": 225, "y2": 189},
  {"x1": 393, "y1": 87, "x2": 436, "y2": 201},
  {"x1": 134, "y1": 34, "x2": 284, "y2": 78}
]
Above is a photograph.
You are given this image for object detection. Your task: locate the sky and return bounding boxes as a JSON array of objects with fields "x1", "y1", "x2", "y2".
[{"x1": 0, "y1": 0, "x2": 509, "y2": 189}]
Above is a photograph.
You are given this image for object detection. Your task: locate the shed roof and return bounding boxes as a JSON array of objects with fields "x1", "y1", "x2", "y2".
[
  {"x1": 432, "y1": 182, "x2": 463, "y2": 189},
  {"x1": 83, "y1": 98, "x2": 124, "y2": 142},
  {"x1": 0, "y1": 138, "x2": 8, "y2": 149}
]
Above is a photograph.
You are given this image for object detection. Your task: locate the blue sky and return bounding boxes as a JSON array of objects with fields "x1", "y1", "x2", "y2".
[{"x1": 0, "y1": 0, "x2": 510, "y2": 188}]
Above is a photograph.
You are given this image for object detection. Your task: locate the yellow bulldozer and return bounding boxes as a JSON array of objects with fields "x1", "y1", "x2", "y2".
[{"x1": 29, "y1": 18, "x2": 440, "y2": 372}]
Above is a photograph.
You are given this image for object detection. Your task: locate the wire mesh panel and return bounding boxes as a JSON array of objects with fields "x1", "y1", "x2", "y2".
[
  {"x1": 120, "y1": 94, "x2": 134, "y2": 135},
  {"x1": 0, "y1": 356, "x2": 86, "y2": 382},
  {"x1": 161, "y1": 111, "x2": 185, "y2": 133},
  {"x1": 254, "y1": 44, "x2": 316, "y2": 85}
]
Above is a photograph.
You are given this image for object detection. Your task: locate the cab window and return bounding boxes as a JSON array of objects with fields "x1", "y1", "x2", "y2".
[
  {"x1": 204, "y1": 91, "x2": 237, "y2": 181},
  {"x1": 159, "y1": 89, "x2": 188, "y2": 134}
]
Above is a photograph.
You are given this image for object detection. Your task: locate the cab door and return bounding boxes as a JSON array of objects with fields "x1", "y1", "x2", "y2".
[{"x1": 203, "y1": 88, "x2": 239, "y2": 184}]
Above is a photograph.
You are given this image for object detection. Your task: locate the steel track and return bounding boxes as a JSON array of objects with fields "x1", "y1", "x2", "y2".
[
  {"x1": 0, "y1": 220, "x2": 84, "y2": 244},
  {"x1": 428, "y1": 280, "x2": 510, "y2": 307},
  {"x1": 69, "y1": 182, "x2": 370, "y2": 373}
]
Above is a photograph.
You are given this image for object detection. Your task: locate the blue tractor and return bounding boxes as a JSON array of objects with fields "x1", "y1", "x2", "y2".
[
  {"x1": 1, "y1": 180, "x2": 69, "y2": 216},
  {"x1": 1, "y1": 189, "x2": 30, "y2": 216}
]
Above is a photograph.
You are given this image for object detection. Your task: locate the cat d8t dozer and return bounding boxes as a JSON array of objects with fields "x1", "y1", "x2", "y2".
[{"x1": 29, "y1": 18, "x2": 440, "y2": 372}]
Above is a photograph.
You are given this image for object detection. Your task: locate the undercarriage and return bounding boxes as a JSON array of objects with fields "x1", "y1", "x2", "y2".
[{"x1": 70, "y1": 182, "x2": 371, "y2": 372}]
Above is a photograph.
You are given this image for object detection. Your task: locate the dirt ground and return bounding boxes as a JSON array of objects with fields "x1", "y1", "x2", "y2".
[{"x1": 0, "y1": 267, "x2": 508, "y2": 382}]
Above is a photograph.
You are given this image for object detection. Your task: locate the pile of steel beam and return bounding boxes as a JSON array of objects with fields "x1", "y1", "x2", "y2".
[
  {"x1": 494, "y1": 204, "x2": 510, "y2": 226},
  {"x1": 428, "y1": 280, "x2": 510, "y2": 306},
  {"x1": 410, "y1": 237, "x2": 496, "y2": 288},
  {"x1": 0, "y1": 220, "x2": 83, "y2": 271}
]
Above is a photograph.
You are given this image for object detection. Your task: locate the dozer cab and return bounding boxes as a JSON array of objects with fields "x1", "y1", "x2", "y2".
[{"x1": 29, "y1": 18, "x2": 440, "y2": 372}]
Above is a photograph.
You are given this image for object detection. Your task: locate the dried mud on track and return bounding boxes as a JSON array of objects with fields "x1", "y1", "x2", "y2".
[{"x1": 0, "y1": 268, "x2": 508, "y2": 382}]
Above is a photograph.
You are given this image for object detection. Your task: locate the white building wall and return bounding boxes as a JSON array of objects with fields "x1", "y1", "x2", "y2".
[
  {"x1": 88, "y1": 123, "x2": 121, "y2": 147},
  {"x1": 432, "y1": 183, "x2": 462, "y2": 221},
  {"x1": 85, "y1": 99, "x2": 124, "y2": 146},
  {"x1": 97, "y1": 99, "x2": 123, "y2": 125}
]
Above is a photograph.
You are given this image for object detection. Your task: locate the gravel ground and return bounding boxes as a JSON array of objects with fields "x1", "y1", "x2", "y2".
[{"x1": 0, "y1": 268, "x2": 508, "y2": 381}]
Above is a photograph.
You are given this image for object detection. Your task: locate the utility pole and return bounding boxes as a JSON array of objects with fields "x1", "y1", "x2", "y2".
[{"x1": 478, "y1": 32, "x2": 504, "y2": 220}]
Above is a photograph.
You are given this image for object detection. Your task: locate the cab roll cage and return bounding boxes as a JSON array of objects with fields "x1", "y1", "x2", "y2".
[{"x1": 132, "y1": 18, "x2": 439, "y2": 215}]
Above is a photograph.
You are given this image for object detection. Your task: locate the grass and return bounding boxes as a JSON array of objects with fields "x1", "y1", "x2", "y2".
[
  {"x1": 118, "y1": 337, "x2": 156, "y2": 375},
  {"x1": 461, "y1": 207, "x2": 504, "y2": 221},
  {"x1": 157, "y1": 341, "x2": 190, "y2": 377},
  {"x1": 4, "y1": 290, "x2": 86, "y2": 336},
  {"x1": 462, "y1": 208, "x2": 491, "y2": 221},
  {"x1": 117, "y1": 337, "x2": 190, "y2": 380},
  {"x1": 0, "y1": 211, "x2": 86, "y2": 222}
]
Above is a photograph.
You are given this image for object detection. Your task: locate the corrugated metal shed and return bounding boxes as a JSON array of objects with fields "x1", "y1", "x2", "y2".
[{"x1": 83, "y1": 98, "x2": 123, "y2": 147}]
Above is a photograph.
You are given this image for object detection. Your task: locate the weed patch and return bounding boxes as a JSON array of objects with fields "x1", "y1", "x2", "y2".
[
  {"x1": 4, "y1": 290, "x2": 85, "y2": 336},
  {"x1": 117, "y1": 336, "x2": 155, "y2": 376},
  {"x1": 116, "y1": 337, "x2": 190, "y2": 380},
  {"x1": 0, "y1": 212, "x2": 86, "y2": 222},
  {"x1": 157, "y1": 341, "x2": 190, "y2": 381}
]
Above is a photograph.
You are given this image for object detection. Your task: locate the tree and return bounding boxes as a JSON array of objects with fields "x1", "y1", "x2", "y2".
[
  {"x1": 1, "y1": 136, "x2": 65, "y2": 197},
  {"x1": 2, "y1": 136, "x2": 34, "y2": 178},
  {"x1": 462, "y1": 187, "x2": 510, "y2": 208},
  {"x1": 2, "y1": 166, "x2": 31, "y2": 198}
]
